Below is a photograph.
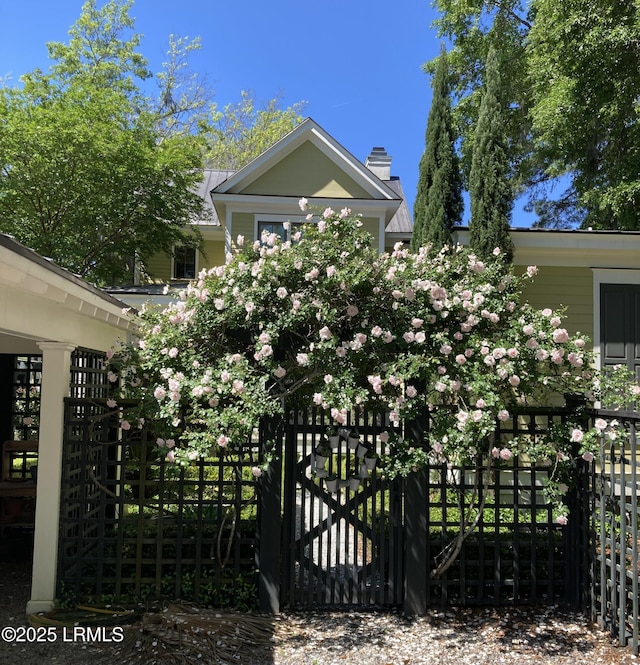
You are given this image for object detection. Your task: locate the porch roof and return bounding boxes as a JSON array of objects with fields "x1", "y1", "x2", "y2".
[{"x1": 0, "y1": 233, "x2": 135, "y2": 354}]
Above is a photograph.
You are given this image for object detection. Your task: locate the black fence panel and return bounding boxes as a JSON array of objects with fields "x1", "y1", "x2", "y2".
[
  {"x1": 58, "y1": 397, "x2": 261, "y2": 607},
  {"x1": 423, "y1": 408, "x2": 588, "y2": 607},
  {"x1": 591, "y1": 408, "x2": 640, "y2": 656}
]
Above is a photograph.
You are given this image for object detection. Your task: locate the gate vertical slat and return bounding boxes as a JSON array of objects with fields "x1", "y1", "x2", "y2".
[{"x1": 283, "y1": 414, "x2": 297, "y2": 606}]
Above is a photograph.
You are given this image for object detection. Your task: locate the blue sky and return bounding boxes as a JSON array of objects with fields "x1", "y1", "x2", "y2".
[{"x1": 0, "y1": 1, "x2": 532, "y2": 225}]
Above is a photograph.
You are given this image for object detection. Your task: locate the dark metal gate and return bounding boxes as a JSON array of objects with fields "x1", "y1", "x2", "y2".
[{"x1": 280, "y1": 409, "x2": 403, "y2": 607}]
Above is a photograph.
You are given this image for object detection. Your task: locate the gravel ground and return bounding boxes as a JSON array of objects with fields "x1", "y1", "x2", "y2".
[{"x1": 1, "y1": 550, "x2": 638, "y2": 665}]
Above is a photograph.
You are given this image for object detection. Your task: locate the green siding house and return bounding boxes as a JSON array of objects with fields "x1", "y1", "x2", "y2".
[{"x1": 113, "y1": 118, "x2": 412, "y2": 307}]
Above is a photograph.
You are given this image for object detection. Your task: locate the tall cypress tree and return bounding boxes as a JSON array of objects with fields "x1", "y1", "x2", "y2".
[
  {"x1": 468, "y1": 47, "x2": 514, "y2": 262},
  {"x1": 411, "y1": 49, "x2": 463, "y2": 252}
]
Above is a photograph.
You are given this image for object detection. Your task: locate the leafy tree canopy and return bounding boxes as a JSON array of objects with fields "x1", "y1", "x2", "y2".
[
  {"x1": 430, "y1": 0, "x2": 640, "y2": 230},
  {"x1": 204, "y1": 91, "x2": 305, "y2": 170},
  {"x1": 0, "y1": 0, "x2": 304, "y2": 285}
]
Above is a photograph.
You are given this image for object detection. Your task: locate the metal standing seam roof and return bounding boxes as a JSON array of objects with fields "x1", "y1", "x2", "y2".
[
  {"x1": 195, "y1": 169, "x2": 234, "y2": 226},
  {"x1": 384, "y1": 178, "x2": 413, "y2": 234}
]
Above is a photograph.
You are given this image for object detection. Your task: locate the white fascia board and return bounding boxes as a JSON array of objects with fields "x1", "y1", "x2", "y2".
[
  {"x1": 452, "y1": 227, "x2": 640, "y2": 268},
  {"x1": 0, "y1": 252, "x2": 134, "y2": 333},
  {"x1": 213, "y1": 120, "x2": 316, "y2": 193},
  {"x1": 217, "y1": 194, "x2": 401, "y2": 222},
  {"x1": 305, "y1": 127, "x2": 399, "y2": 201}
]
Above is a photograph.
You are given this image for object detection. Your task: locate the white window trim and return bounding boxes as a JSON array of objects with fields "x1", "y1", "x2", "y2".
[
  {"x1": 171, "y1": 245, "x2": 198, "y2": 280},
  {"x1": 592, "y1": 268, "x2": 640, "y2": 370}
]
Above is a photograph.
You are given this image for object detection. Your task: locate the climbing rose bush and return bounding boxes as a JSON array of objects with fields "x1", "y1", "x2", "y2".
[{"x1": 107, "y1": 203, "x2": 636, "y2": 522}]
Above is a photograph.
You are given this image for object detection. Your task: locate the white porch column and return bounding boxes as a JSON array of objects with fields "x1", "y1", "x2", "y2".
[{"x1": 27, "y1": 341, "x2": 76, "y2": 614}]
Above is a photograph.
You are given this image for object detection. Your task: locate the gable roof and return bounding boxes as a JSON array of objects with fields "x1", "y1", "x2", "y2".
[{"x1": 213, "y1": 118, "x2": 401, "y2": 201}]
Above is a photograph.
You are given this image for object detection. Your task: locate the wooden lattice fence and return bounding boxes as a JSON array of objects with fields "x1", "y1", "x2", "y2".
[{"x1": 58, "y1": 397, "x2": 262, "y2": 606}]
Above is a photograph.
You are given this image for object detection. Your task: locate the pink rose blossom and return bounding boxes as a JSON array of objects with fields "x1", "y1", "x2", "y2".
[
  {"x1": 595, "y1": 418, "x2": 608, "y2": 431},
  {"x1": 346, "y1": 305, "x2": 359, "y2": 317},
  {"x1": 570, "y1": 428, "x2": 584, "y2": 443},
  {"x1": 552, "y1": 328, "x2": 569, "y2": 343}
]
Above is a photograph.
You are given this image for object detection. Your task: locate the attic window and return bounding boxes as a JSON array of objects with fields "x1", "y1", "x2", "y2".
[
  {"x1": 173, "y1": 246, "x2": 197, "y2": 279},
  {"x1": 257, "y1": 218, "x2": 306, "y2": 245}
]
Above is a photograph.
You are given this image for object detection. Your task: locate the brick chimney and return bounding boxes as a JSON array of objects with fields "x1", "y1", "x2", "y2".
[{"x1": 365, "y1": 147, "x2": 392, "y2": 181}]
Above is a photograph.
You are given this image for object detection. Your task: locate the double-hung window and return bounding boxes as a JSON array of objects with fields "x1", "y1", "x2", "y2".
[{"x1": 173, "y1": 246, "x2": 197, "y2": 279}]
